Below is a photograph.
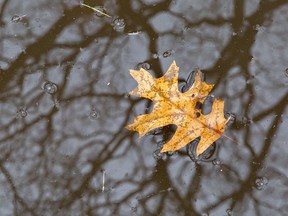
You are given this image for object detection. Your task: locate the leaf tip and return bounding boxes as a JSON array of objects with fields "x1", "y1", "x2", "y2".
[
  {"x1": 160, "y1": 144, "x2": 178, "y2": 153},
  {"x1": 171, "y1": 60, "x2": 177, "y2": 66},
  {"x1": 129, "y1": 69, "x2": 138, "y2": 77},
  {"x1": 195, "y1": 148, "x2": 203, "y2": 156}
]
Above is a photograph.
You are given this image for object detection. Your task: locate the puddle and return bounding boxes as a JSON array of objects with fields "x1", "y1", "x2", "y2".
[{"x1": 0, "y1": 1, "x2": 287, "y2": 215}]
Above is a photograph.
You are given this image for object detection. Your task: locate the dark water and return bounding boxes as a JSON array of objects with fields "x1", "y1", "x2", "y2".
[{"x1": 0, "y1": 0, "x2": 288, "y2": 215}]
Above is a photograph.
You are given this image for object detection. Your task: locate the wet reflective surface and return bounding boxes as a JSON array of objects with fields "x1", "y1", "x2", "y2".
[{"x1": 0, "y1": 0, "x2": 288, "y2": 215}]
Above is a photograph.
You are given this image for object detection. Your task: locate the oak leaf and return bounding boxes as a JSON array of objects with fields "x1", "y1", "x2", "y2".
[{"x1": 126, "y1": 61, "x2": 230, "y2": 155}]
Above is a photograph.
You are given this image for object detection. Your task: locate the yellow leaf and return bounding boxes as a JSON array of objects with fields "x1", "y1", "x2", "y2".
[{"x1": 126, "y1": 61, "x2": 230, "y2": 156}]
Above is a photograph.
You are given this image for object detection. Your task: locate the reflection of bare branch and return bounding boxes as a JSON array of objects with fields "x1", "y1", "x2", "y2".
[{"x1": 0, "y1": 163, "x2": 37, "y2": 216}]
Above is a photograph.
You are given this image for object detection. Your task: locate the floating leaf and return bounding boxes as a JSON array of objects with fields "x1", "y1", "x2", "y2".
[{"x1": 126, "y1": 61, "x2": 230, "y2": 155}]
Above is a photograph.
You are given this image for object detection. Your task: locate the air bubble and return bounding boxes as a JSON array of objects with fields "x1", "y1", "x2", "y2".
[
  {"x1": 89, "y1": 109, "x2": 100, "y2": 120},
  {"x1": 43, "y1": 81, "x2": 58, "y2": 94},
  {"x1": 254, "y1": 177, "x2": 268, "y2": 190},
  {"x1": 135, "y1": 62, "x2": 151, "y2": 70},
  {"x1": 163, "y1": 50, "x2": 173, "y2": 58},
  {"x1": 226, "y1": 209, "x2": 233, "y2": 216},
  {"x1": 17, "y1": 108, "x2": 27, "y2": 118},
  {"x1": 112, "y1": 18, "x2": 125, "y2": 32}
]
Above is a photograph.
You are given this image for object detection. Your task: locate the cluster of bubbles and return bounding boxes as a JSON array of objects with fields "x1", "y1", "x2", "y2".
[
  {"x1": 111, "y1": 18, "x2": 126, "y2": 32},
  {"x1": 253, "y1": 24, "x2": 266, "y2": 32},
  {"x1": 17, "y1": 108, "x2": 27, "y2": 118},
  {"x1": 242, "y1": 116, "x2": 252, "y2": 127},
  {"x1": 254, "y1": 176, "x2": 268, "y2": 190}
]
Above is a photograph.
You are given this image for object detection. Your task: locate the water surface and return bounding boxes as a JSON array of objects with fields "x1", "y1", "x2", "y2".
[{"x1": 0, "y1": 0, "x2": 288, "y2": 215}]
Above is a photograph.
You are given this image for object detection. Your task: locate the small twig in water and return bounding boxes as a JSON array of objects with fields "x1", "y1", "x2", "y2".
[
  {"x1": 80, "y1": 3, "x2": 111, "y2": 18},
  {"x1": 101, "y1": 169, "x2": 106, "y2": 192}
]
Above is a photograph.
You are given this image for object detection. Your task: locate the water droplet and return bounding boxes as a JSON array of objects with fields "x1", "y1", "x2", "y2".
[
  {"x1": 135, "y1": 62, "x2": 151, "y2": 70},
  {"x1": 11, "y1": 15, "x2": 26, "y2": 23},
  {"x1": 17, "y1": 108, "x2": 27, "y2": 118},
  {"x1": 43, "y1": 81, "x2": 58, "y2": 94},
  {"x1": 163, "y1": 50, "x2": 173, "y2": 58},
  {"x1": 284, "y1": 68, "x2": 288, "y2": 77},
  {"x1": 212, "y1": 158, "x2": 221, "y2": 166},
  {"x1": 254, "y1": 177, "x2": 268, "y2": 190},
  {"x1": 89, "y1": 109, "x2": 99, "y2": 120},
  {"x1": 112, "y1": 18, "x2": 125, "y2": 32}
]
